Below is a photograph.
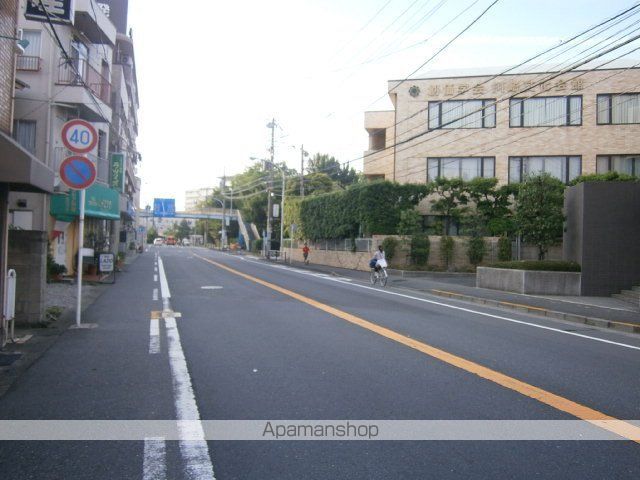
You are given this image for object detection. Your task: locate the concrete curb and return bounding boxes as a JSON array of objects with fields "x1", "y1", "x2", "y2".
[{"x1": 430, "y1": 289, "x2": 640, "y2": 335}]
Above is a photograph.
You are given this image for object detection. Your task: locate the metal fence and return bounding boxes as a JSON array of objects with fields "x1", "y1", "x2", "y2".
[{"x1": 287, "y1": 238, "x2": 373, "y2": 253}]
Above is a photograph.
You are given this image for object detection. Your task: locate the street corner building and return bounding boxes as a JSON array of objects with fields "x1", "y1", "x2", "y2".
[
  {"x1": 363, "y1": 66, "x2": 640, "y2": 189},
  {"x1": 0, "y1": 0, "x2": 142, "y2": 327}
]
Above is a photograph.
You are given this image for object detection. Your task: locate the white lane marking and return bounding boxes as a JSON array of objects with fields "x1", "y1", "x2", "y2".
[
  {"x1": 201, "y1": 286, "x2": 223, "y2": 290},
  {"x1": 158, "y1": 255, "x2": 216, "y2": 479},
  {"x1": 143, "y1": 437, "x2": 167, "y2": 480},
  {"x1": 165, "y1": 316, "x2": 216, "y2": 480},
  {"x1": 154, "y1": 274, "x2": 158, "y2": 283},
  {"x1": 155, "y1": 266, "x2": 158, "y2": 273},
  {"x1": 149, "y1": 319, "x2": 160, "y2": 354},
  {"x1": 153, "y1": 288, "x2": 159, "y2": 301},
  {"x1": 236, "y1": 256, "x2": 640, "y2": 352}
]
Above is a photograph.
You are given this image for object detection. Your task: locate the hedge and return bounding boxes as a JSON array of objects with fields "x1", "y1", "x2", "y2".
[
  {"x1": 489, "y1": 260, "x2": 581, "y2": 272},
  {"x1": 296, "y1": 181, "x2": 429, "y2": 240}
]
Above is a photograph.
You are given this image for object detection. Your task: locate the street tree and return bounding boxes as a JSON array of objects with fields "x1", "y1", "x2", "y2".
[
  {"x1": 307, "y1": 153, "x2": 357, "y2": 187},
  {"x1": 515, "y1": 173, "x2": 565, "y2": 260},
  {"x1": 429, "y1": 177, "x2": 469, "y2": 235}
]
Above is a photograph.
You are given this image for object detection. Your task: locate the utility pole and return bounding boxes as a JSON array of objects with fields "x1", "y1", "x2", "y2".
[
  {"x1": 300, "y1": 144, "x2": 305, "y2": 198},
  {"x1": 220, "y1": 175, "x2": 227, "y2": 249},
  {"x1": 266, "y1": 118, "x2": 276, "y2": 255}
]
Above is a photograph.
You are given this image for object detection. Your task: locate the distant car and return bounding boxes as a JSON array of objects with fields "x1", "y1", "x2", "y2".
[
  {"x1": 166, "y1": 236, "x2": 176, "y2": 246},
  {"x1": 182, "y1": 239, "x2": 191, "y2": 246},
  {"x1": 153, "y1": 238, "x2": 164, "y2": 246}
]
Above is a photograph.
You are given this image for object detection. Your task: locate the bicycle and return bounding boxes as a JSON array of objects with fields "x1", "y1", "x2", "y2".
[{"x1": 369, "y1": 258, "x2": 388, "y2": 287}]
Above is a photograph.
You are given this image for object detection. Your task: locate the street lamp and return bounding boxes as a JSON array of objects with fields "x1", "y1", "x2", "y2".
[{"x1": 203, "y1": 194, "x2": 224, "y2": 247}]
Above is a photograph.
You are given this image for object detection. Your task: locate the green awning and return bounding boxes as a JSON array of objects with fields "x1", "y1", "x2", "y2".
[{"x1": 51, "y1": 183, "x2": 120, "y2": 220}]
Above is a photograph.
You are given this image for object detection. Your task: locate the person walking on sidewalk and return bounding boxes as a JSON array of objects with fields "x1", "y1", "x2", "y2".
[{"x1": 302, "y1": 242, "x2": 310, "y2": 265}]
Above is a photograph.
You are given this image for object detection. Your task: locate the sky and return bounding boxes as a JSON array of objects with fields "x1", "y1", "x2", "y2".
[{"x1": 127, "y1": 0, "x2": 640, "y2": 210}]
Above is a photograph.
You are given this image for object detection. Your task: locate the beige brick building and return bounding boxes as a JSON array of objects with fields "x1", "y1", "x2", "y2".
[{"x1": 364, "y1": 67, "x2": 640, "y2": 188}]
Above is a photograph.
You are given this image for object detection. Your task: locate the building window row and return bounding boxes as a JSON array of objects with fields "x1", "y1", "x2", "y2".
[
  {"x1": 427, "y1": 157, "x2": 495, "y2": 182},
  {"x1": 597, "y1": 94, "x2": 640, "y2": 124},
  {"x1": 596, "y1": 155, "x2": 639, "y2": 176},
  {"x1": 428, "y1": 100, "x2": 496, "y2": 129},
  {"x1": 509, "y1": 156, "x2": 581, "y2": 184},
  {"x1": 509, "y1": 96, "x2": 582, "y2": 127},
  {"x1": 427, "y1": 93, "x2": 640, "y2": 130}
]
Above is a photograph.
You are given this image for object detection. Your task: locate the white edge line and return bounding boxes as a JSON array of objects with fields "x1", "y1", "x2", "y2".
[
  {"x1": 236, "y1": 256, "x2": 640, "y2": 351},
  {"x1": 143, "y1": 437, "x2": 166, "y2": 480}
]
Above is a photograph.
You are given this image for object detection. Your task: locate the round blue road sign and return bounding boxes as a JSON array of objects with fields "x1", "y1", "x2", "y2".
[{"x1": 59, "y1": 156, "x2": 97, "y2": 190}]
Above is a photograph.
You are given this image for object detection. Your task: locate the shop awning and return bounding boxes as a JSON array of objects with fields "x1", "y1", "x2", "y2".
[
  {"x1": 51, "y1": 183, "x2": 120, "y2": 221},
  {"x1": 0, "y1": 130, "x2": 54, "y2": 193}
]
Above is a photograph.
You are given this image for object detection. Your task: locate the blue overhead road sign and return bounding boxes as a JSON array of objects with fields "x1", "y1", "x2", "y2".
[{"x1": 153, "y1": 198, "x2": 176, "y2": 217}]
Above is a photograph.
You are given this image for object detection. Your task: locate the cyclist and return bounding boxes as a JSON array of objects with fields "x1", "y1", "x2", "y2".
[
  {"x1": 369, "y1": 245, "x2": 385, "y2": 272},
  {"x1": 302, "y1": 242, "x2": 310, "y2": 264}
]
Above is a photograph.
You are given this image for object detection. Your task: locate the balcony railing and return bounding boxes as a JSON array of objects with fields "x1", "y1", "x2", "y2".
[
  {"x1": 16, "y1": 55, "x2": 41, "y2": 71},
  {"x1": 57, "y1": 59, "x2": 111, "y2": 104}
]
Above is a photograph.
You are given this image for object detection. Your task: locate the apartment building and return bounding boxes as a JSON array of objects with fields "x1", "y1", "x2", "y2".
[
  {"x1": 10, "y1": 0, "x2": 140, "y2": 274},
  {"x1": 185, "y1": 188, "x2": 214, "y2": 212},
  {"x1": 0, "y1": 0, "x2": 55, "y2": 324},
  {"x1": 364, "y1": 67, "x2": 640, "y2": 191}
]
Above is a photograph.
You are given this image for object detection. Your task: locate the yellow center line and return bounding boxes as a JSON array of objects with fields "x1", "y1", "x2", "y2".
[{"x1": 194, "y1": 254, "x2": 640, "y2": 443}]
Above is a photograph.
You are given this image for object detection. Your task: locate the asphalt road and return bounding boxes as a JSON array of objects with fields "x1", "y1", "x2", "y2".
[{"x1": 0, "y1": 246, "x2": 639, "y2": 479}]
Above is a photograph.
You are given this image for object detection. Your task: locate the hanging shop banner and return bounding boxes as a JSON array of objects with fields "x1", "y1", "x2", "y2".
[
  {"x1": 110, "y1": 153, "x2": 125, "y2": 193},
  {"x1": 51, "y1": 184, "x2": 120, "y2": 221}
]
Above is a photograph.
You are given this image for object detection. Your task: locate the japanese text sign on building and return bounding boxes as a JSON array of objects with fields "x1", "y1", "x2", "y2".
[
  {"x1": 25, "y1": 0, "x2": 73, "y2": 25},
  {"x1": 110, "y1": 153, "x2": 125, "y2": 193}
]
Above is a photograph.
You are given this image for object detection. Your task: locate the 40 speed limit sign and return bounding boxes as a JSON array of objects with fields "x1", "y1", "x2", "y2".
[{"x1": 61, "y1": 119, "x2": 98, "y2": 154}]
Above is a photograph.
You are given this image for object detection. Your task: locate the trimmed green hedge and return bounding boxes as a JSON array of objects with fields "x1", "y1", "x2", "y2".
[
  {"x1": 489, "y1": 260, "x2": 581, "y2": 272},
  {"x1": 297, "y1": 181, "x2": 430, "y2": 240},
  {"x1": 570, "y1": 172, "x2": 638, "y2": 185}
]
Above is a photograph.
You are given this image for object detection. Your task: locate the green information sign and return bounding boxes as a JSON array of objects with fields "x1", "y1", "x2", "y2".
[
  {"x1": 110, "y1": 153, "x2": 125, "y2": 192},
  {"x1": 51, "y1": 183, "x2": 120, "y2": 221}
]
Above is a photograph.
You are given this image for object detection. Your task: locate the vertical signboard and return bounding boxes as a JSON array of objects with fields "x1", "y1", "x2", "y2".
[{"x1": 110, "y1": 153, "x2": 125, "y2": 193}]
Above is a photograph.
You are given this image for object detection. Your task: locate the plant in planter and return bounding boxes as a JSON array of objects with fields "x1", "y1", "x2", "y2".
[{"x1": 47, "y1": 253, "x2": 67, "y2": 281}]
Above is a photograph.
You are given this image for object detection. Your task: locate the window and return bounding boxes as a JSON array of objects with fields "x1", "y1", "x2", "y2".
[
  {"x1": 596, "y1": 155, "x2": 640, "y2": 176},
  {"x1": 17, "y1": 30, "x2": 42, "y2": 70},
  {"x1": 12, "y1": 119, "x2": 36, "y2": 154},
  {"x1": 510, "y1": 96, "x2": 581, "y2": 127},
  {"x1": 509, "y1": 156, "x2": 581, "y2": 184},
  {"x1": 369, "y1": 129, "x2": 385, "y2": 150},
  {"x1": 597, "y1": 94, "x2": 640, "y2": 124},
  {"x1": 428, "y1": 99, "x2": 496, "y2": 129},
  {"x1": 427, "y1": 157, "x2": 495, "y2": 182}
]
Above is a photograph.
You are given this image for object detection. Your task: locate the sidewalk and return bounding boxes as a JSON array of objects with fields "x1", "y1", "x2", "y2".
[
  {"x1": 264, "y1": 257, "x2": 640, "y2": 333},
  {"x1": 0, "y1": 252, "x2": 142, "y2": 397}
]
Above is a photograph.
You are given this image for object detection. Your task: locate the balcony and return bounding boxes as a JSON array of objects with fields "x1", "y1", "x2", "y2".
[
  {"x1": 58, "y1": 60, "x2": 111, "y2": 104},
  {"x1": 16, "y1": 55, "x2": 41, "y2": 72},
  {"x1": 55, "y1": 60, "x2": 112, "y2": 122},
  {"x1": 73, "y1": 0, "x2": 116, "y2": 46}
]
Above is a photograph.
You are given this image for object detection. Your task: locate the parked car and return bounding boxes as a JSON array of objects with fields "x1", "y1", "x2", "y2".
[
  {"x1": 153, "y1": 238, "x2": 164, "y2": 246},
  {"x1": 182, "y1": 239, "x2": 191, "y2": 246}
]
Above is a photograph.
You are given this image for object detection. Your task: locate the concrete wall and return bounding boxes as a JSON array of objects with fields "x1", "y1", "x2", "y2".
[
  {"x1": 7, "y1": 230, "x2": 47, "y2": 325},
  {"x1": 286, "y1": 246, "x2": 372, "y2": 272},
  {"x1": 477, "y1": 267, "x2": 581, "y2": 295},
  {"x1": 564, "y1": 182, "x2": 640, "y2": 295}
]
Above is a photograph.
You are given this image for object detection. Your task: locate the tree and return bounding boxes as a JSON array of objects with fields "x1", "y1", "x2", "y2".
[
  {"x1": 307, "y1": 153, "x2": 357, "y2": 187},
  {"x1": 146, "y1": 227, "x2": 158, "y2": 244},
  {"x1": 466, "y1": 178, "x2": 517, "y2": 236},
  {"x1": 515, "y1": 173, "x2": 565, "y2": 260},
  {"x1": 397, "y1": 209, "x2": 423, "y2": 235},
  {"x1": 286, "y1": 172, "x2": 335, "y2": 196},
  {"x1": 429, "y1": 177, "x2": 469, "y2": 235},
  {"x1": 176, "y1": 219, "x2": 192, "y2": 240}
]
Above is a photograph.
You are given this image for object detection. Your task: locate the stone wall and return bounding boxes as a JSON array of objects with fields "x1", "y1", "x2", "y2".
[{"x1": 8, "y1": 230, "x2": 47, "y2": 325}]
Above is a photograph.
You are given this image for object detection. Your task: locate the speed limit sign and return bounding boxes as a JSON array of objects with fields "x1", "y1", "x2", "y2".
[{"x1": 61, "y1": 119, "x2": 98, "y2": 154}]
